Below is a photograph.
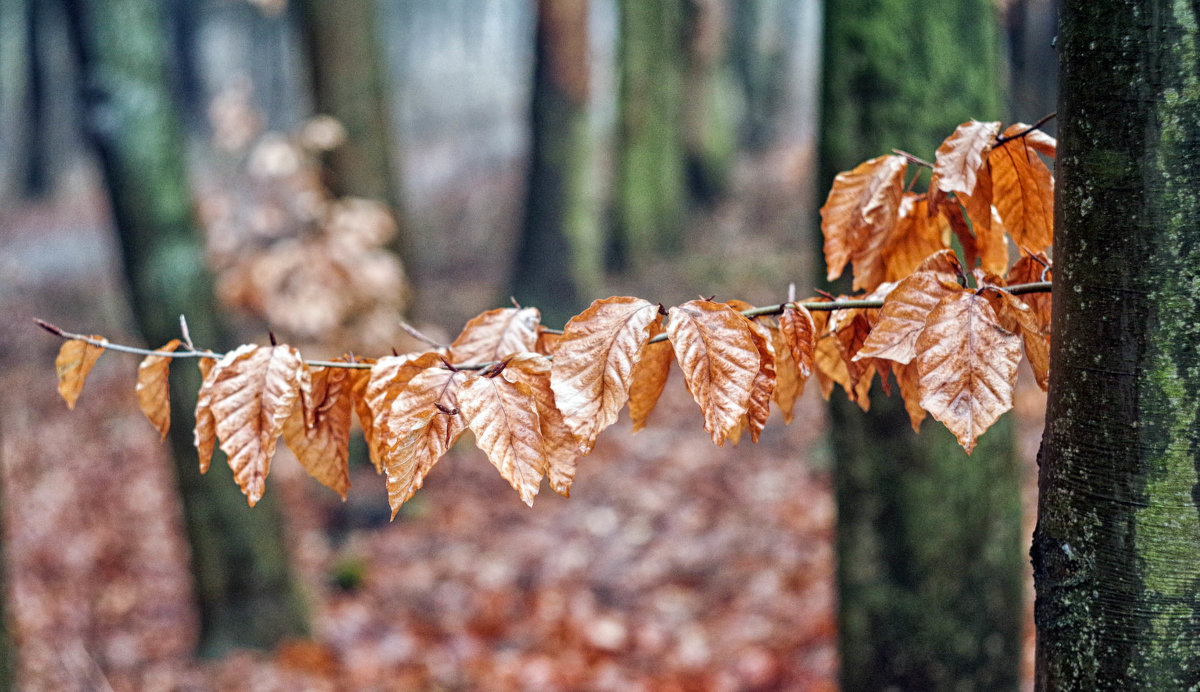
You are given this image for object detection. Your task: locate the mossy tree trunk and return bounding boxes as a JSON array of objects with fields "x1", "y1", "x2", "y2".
[
  {"x1": 820, "y1": 1, "x2": 1023, "y2": 689},
  {"x1": 295, "y1": 0, "x2": 411, "y2": 269},
  {"x1": 612, "y1": 0, "x2": 688, "y2": 266},
  {"x1": 1032, "y1": 2, "x2": 1200, "y2": 687},
  {"x1": 66, "y1": 0, "x2": 308, "y2": 656},
  {"x1": 512, "y1": 0, "x2": 604, "y2": 325}
]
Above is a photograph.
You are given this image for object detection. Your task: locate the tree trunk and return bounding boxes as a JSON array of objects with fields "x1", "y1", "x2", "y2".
[
  {"x1": 512, "y1": 0, "x2": 604, "y2": 325},
  {"x1": 1033, "y1": 2, "x2": 1200, "y2": 687},
  {"x1": 821, "y1": 1, "x2": 1024, "y2": 689},
  {"x1": 612, "y1": 0, "x2": 688, "y2": 266},
  {"x1": 295, "y1": 0, "x2": 411, "y2": 268},
  {"x1": 66, "y1": 0, "x2": 308, "y2": 656}
]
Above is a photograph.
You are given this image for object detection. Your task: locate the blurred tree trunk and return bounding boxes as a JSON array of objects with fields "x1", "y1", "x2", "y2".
[
  {"x1": 612, "y1": 0, "x2": 688, "y2": 266},
  {"x1": 820, "y1": 1, "x2": 1023, "y2": 689},
  {"x1": 0, "y1": 429, "x2": 12, "y2": 692},
  {"x1": 1034, "y1": 2, "x2": 1200, "y2": 687},
  {"x1": 681, "y1": 0, "x2": 737, "y2": 204},
  {"x1": 295, "y1": 0, "x2": 411, "y2": 270},
  {"x1": 513, "y1": 0, "x2": 604, "y2": 325},
  {"x1": 65, "y1": 0, "x2": 309, "y2": 656}
]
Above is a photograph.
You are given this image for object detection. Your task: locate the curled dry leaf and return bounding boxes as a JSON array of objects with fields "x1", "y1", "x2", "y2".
[
  {"x1": 883, "y1": 195, "x2": 951, "y2": 282},
  {"x1": 741, "y1": 316, "x2": 777, "y2": 443},
  {"x1": 984, "y1": 288, "x2": 1051, "y2": 391},
  {"x1": 1008, "y1": 253, "x2": 1053, "y2": 337},
  {"x1": 448, "y1": 307, "x2": 541, "y2": 364},
  {"x1": 204, "y1": 344, "x2": 308, "y2": 506},
  {"x1": 135, "y1": 339, "x2": 182, "y2": 440},
  {"x1": 820, "y1": 154, "x2": 907, "y2": 286},
  {"x1": 915, "y1": 291, "x2": 1022, "y2": 454},
  {"x1": 459, "y1": 370, "x2": 547, "y2": 507},
  {"x1": 991, "y1": 123, "x2": 1054, "y2": 253},
  {"x1": 765, "y1": 319, "x2": 803, "y2": 423},
  {"x1": 502, "y1": 353, "x2": 581, "y2": 496},
  {"x1": 193, "y1": 353, "x2": 220, "y2": 472},
  {"x1": 282, "y1": 363, "x2": 353, "y2": 499},
  {"x1": 856, "y1": 272, "x2": 963, "y2": 364},
  {"x1": 550, "y1": 297, "x2": 659, "y2": 452},
  {"x1": 778, "y1": 303, "x2": 816, "y2": 379},
  {"x1": 1010, "y1": 123, "x2": 1057, "y2": 159},
  {"x1": 55, "y1": 337, "x2": 107, "y2": 409},
  {"x1": 933, "y1": 120, "x2": 1002, "y2": 196},
  {"x1": 667, "y1": 300, "x2": 760, "y2": 446},
  {"x1": 380, "y1": 367, "x2": 465, "y2": 517},
  {"x1": 892, "y1": 360, "x2": 927, "y2": 433},
  {"x1": 362, "y1": 352, "x2": 444, "y2": 471},
  {"x1": 627, "y1": 320, "x2": 673, "y2": 432},
  {"x1": 833, "y1": 310, "x2": 876, "y2": 410}
]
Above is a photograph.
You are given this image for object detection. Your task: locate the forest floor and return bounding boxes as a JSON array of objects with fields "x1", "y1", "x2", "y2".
[{"x1": 0, "y1": 159, "x2": 1041, "y2": 691}]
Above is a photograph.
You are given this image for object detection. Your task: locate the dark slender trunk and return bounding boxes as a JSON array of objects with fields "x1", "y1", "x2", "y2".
[
  {"x1": 65, "y1": 0, "x2": 308, "y2": 656},
  {"x1": 513, "y1": 0, "x2": 603, "y2": 325},
  {"x1": 821, "y1": 0, "x2": 1023, "y2": 688},
  {"x1": 1033, "y1": 2, "x2": 1200, "y2": 688}
]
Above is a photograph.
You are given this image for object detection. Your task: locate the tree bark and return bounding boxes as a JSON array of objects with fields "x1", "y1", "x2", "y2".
[
  {"x1": 66, "y1": 0, "x2": 308, "y2": 655},
  {"x1": 1033, "y1": 2, "x2": 1200, "y2": 687},
  {"x1": 612, "y1": 0, "x2": 688, "y2": 266},
  {"x1": 821, "y1": 1, "x2": 1024, "y2": 689},
  {"x1": 512, "y1": 0, "x2": 604, "y2": 325}
]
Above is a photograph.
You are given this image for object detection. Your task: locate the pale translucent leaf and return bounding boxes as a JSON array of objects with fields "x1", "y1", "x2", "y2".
[
  {"x1": 502, "y1": 353, "x2": 581, "y2": 496},
  {"x1": 135, "y1": 339, "x2": 181, "y2": 439},
  {"x1": 449, "y1": 307, "x2": 541, "y2": 364},
  {"x1": 550, "y1": 296, "x2": 659, "y2": 452},
  {"x1": 915, "y1": 291, "x2": 1022, "y2": 454},
  {"x1": 666, "y1": 300, "x2": 759, "y2": 446},
  {"x1": 459, "y1": 370, "x2": 547, "y2": 506},
  {"x1": 55, "y1": 337, "x2": 107, "y2": 409},
  {"x1": 933, "y1": 120, "x2": 1002, "y2": 196},
  {"x1": 381, "y1": 367, "x2": 465, "y2": 516}
]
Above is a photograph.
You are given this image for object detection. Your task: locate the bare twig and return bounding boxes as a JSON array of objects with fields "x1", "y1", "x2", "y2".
[{"x1": 994, "y1": 112, "x2": 1057, "y2": 146}]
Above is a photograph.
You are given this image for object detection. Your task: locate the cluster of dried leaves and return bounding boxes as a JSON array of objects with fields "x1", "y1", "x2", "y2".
[
  {"x1": 46, "y1": 119, "x2": 1054, "y2": 511},
  {"x1": 202, "y1": 78, "x2": 409, "y2": 353}
]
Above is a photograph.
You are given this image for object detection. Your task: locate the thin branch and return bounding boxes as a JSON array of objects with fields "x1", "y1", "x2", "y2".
[
  {"x1": 399, "y1": 321, "x2": 447, "y2": 350},
  {"x1": 994, "y1": 112, "x2": 1057, "y2": 146},
  {"x1": 892, "y1": 149, "x2": 934, "y2": 169},
  {"x1": 34, "y1": 279, "x2": 1054, "y2": 371}
]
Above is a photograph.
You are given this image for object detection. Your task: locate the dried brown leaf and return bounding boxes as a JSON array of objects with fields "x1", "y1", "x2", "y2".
[
  {"x1": 1011, "y1": 124, "x2": 1057, "y2": 158},
  {"x1": 194, "y1": 352, "x2": 223, "y2": 473},
  {"x1": 449, "y1": 307, "x2": 541, "y2": 363},
  {"x1": 459, "y1": 370, "x2": 547, "y2": 506},
  {"x1": 985, "y1": 288, "x2": 1051, "y2": 391},
  {"x1": 502, "y1": 353, "x2": 581, "y2": 496},
  {"x1": 283, "y1": 364, "x2": 353, "y2": 498},
  {"x1": 741, "y1": 316, "x2": 776, "y2": 443},
  {"x1": 667, "y1": 300, "x2": 760, "y2": 446},
  {"x1": 933, "y1": 120, "x2": 1002, "y2": 196},
  {"x1": 915, "y1": 291, "x2": 1022, "y2": 454},
  {"x1": 778, "y1": 303, "x2": 816, "y2": 379},
  {"x1": 550, "y1": 297, "x2": 659, "y2": 452},
  {"x1": 991, "y1": 124, "x2": 1055, "y2": 253},
  {"x1": 819, "y1": 154, "x2": 908, "y2": 285},
  {"x1": 135, "y1": 339, "x2": 181, "y2": 439},
  {"x1": 943, "y1": 202, "x2": 980, "y2": 272},
  {"x1": 833, "y1": 310, "x2": 875, "y2": 410},
  {"x1": 856, "y1": 272, "x2": 963, "y2": 364},
  {"x1": 1008, "y1": 253, "x2": 1053, "y2": 336},
  {"x1": 206, "y1": 344, "x2": 308, "y2": 505},
  {"x1": 883, "y1": 195, "x2": 951, "y2": 282},
  {"x1": 381, "y1": 367, "x2": 466, "y2": 516},
  {"x1": 628, "y1": 320, "x2": 673, "y2": 432},
  {"x1": 55, "y1": 337, "x2": 107, "y2": 409},
  {"x1": 362, "y1": 352, "x2": 444, "y2": 471},
  {"x1": 892, "y1": 360, "x2": 927, "y2": 433},
  {"x1": 766, "y1": 320, "x2": 803, "y2": 423}
]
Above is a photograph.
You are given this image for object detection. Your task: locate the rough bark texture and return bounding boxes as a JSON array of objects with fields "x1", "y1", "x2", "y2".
[
  {"x1": 513, "y1": 0, "x2": 603, "y2": 325},
  {"x1": 66, "y1": 0, "x2": 308, "y2": 655},
  {"x1": 1033, "y1": 2, "x2": 1200, "y2": 688},
  {"x1": 296, "y1": 0, "x2": 410, "y2": 267},
  {"x1": 821, "y1": 1, "x2": 1023, "y2": 689},
  {"x1": 613, "y1": 0, "x2": 688, "y2": 265}
]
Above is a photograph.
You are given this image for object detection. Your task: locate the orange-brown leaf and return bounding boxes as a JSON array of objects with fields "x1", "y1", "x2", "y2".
[
  {"x1": 819, "y1": 154, "x2": 907, "y2": 284},
  {"x1": 915, "y1": 291, "x2": 1022, "y2": 454},
  {"x1": 766, "y1": 320, "x2": 803, "y2": 423},
  {"x1": 892, "y1": 360, "x2": 927, "y2": 433},
  {"x1": 1008, "y1": 253, "x2": 1053, "y2": 336},
  {"x1": 282, "y1": 364, "x2": 353, "y2": 498},
  {"x1": 380, "y1": 367, "x2": 466, "y2": 516},
  {"x1": 915, "y1": 248, "x2": 966, "y2": 282},
  {"x1": 1011, "y1": 124, "x2": 1057, "y2": 158},
  {"x1": 666, "y1": 300, "x2": 760, "y2": 446},
  {"x1": 833, "y1": 310, "x2": 875, "y2": 410},
  {"x1": 933, "y1": 120, "x2": 1002, "y2": 196},
  {"x1": 985, "y1": 288, "x2": 1050, "y2": 391},
  {"x1": 135, "y1": 339, "x2": 181, "y2": 439},
  {"x1": 778, "y1": 304, "x2": 816, "y2": 379},
  {"x1": 883, "y1": 195, "x2": 951, "y2": 282},
  {"x1": 991, "y1": 124, "x2": 1054, "y2": 253},
  {"x1": 628, "y1": 320, "x2": 673, "y2": 432},
  {"x1": 206, "y1": 344, "x2": 308, "y2": 505},
  {"x1": 741, "y1": 317, "x2": 776, "y2": 443},
  {"x1": 943, "y1": 202, "x2": 980, "y2": 272},
  {"x1": 550, "y1": 297, "x2": 659, "y2": 452},
  {"x1": 856, "y1": 272, "x2": 963, "y2": 364},
  {"x1": 362, "y1": 352, "x2": 444, "y2": 471},
  {"x1": 194, "y1": 353, "x2": 221, "y2": 473},
  {"x1": 459, "y1": 371, "x2": 547, "y2": 506},
  {"x1": 502, "y1": 353, "x2": 581, "y2": 496},
  {"x1": 55, "y1": 337, "x2": 107, "y2": 409},
  {"x1": 449, "y1": 307, "x2": 541, "y2": 363}
]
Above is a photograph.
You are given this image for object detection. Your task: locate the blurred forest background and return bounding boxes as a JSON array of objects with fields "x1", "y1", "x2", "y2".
[{"x1": 0, "y1": 0, "x2": 1056, "y2": 689}]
